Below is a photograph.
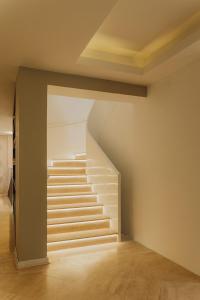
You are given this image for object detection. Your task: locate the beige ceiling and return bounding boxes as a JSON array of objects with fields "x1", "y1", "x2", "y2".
[{"x1": 1, "y1": 0, "x2": 200, "y2": 106}]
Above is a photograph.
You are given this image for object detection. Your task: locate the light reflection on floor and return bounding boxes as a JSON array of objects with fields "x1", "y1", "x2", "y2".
[{"x1": 0, "y1": 196, "x2": 200, "y2": 300}]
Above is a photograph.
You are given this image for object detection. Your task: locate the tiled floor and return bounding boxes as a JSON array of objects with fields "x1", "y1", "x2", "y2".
[{"x1": 0, "y1": 196, "x2": 200, "y2": 299}]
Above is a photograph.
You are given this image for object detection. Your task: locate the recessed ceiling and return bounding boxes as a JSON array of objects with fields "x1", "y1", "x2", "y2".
[
  {"x1": 89, "y1": 0, "x2": 200, "y2": 51},
  {"x1": 80, "y1": 0, "x2": 200, "y2": 73}
]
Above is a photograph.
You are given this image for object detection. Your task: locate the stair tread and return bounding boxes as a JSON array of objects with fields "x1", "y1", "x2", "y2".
[
  {"x1": 48, "y1": 202, "x2": 101, "y2": 209},
  {"x1": 47, "y1": 194, "x2": 97, "y2": 200},
  {"x1": 47, "y1": 228, "x2": 117, "y2": 243},
  {"x1": 47, "y1": 184, "x2": 91, "y2": 188},
  {"x1": 52, "y1": 159, "x2": 87, "y2": 162},
  {"x1": 47, "y1": 214, "x2": 110, "y2": 225},
  {"x1": 48, "y1": 175, "x2": 87, "y2": 178},
  {"x1": 48, "y1": 190, "x2": 93, "y2": 194},
  {"x1": 48, "y1": 182, "x2": 88, "y2": 186},
  {"x1": 47, "y1": 204, "x2": 103, "y2": 212},
  {"x1": 47, "y1": 192, "x2": 96, "y2": 197},
  {"x1": 49, "y1": 174, "x2": 87, "y2": 175},
  {"x1": 48, "y1": 218, "x2": 109, "y2": 228}
]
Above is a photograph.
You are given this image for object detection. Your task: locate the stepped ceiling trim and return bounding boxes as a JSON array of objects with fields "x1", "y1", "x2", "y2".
[{"x1": 80, "y1": 11, "x2": 200, "y2": 74}]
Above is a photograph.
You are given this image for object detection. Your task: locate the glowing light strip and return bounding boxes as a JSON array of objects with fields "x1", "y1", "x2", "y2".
[
  {"x1": 47, "y1": 184, "x2": 91, "y2": 188},
  {"x1": 48, "y1": 206, "x2": 103, "y2": 213},
  {"x1": 47, "y1": 194, "x2": 97, "y2": 199},
  {"x1": 48, "y1": 219, "x2": 109, "y2": 228},
  {"x1": 52, "y1": 159, "x2": 86, "y2": 162},
  {"x1": 48, "y1": 175, "x2": 86, "y2": 178},
  {"x1": 48, "y1": 167, "x2": 85, "y2": 170}
]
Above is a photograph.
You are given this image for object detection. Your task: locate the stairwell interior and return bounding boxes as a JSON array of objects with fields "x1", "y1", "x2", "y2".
[{"x1": 47, "y1": 94, "x2": 121, "y2": 253}]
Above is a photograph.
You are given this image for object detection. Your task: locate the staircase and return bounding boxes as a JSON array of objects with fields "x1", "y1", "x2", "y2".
[{"x1": 47, "y1": 153, "x2": 118, "y2": 252}]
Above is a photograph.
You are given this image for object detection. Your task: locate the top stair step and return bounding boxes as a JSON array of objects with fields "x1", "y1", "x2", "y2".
[
  {"x1": 52, "y1": 160, "x2": 87, "y2": 168},
  {"x1": 75, "y1": 153, "x2": 87, "y2": 160}
]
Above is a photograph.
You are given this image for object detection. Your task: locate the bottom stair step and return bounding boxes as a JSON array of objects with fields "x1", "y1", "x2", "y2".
[
  {"x1": 47, "y1": 233, "x2": 118, "y2": 252},
  {"x1": 47, "y1": 219, "x2": 110, "y2": 234},
  {"x1": 47, "y1": 228, "x2": 117, "y2": 243}
]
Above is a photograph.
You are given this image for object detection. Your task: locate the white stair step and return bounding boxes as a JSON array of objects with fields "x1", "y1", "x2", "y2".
[
  {"x1": 88, "y1": 174, "x2": 118, "y2": 184},
  {"x1": 75, "y1": 153, "x2": 87, "y2": 160},
  {"x1": 86, "y1": 167, "x2": 114, "y2": 175},
  {"x1": 47, "y1": 205, "x2": 103, "y2": 218},
  {"x1": 52, "y1": 159, "x2": 87, "y2": 168},
  {"x1": 93, "y1": 183, "x2": 118, "y2": 194},
  {"x1": 47, "y1": 219, "x2": 110, "y2": 234},
  {"x1": 48, "y1": 192, "x2": 96, "y2": 197},
  {"x1": 47, "y1": 214, "x2": 110, "y2": 225},
  {"x1": 48, "y1": 175, "x2": 87, "y2": 185},
  {"x1": 47, "y1": 194, "x2": 97, "y2": 205},
  {"x1": 48, "y1": 167, "x2": 86, "y2": 176},
  {"x1": 48, "y1": 202, "x2": 101, "y2": 210},
  {"x1": 47, "y1": 233, "x2": 118, "y2": 252},
  {"x1": 47, "y1": 228, "x2": 117, "y2": 243},
  {"x1": 47, "y1": 184, "x2": 92, "y2": 196}
]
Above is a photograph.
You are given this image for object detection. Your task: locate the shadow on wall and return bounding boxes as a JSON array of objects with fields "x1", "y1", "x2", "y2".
[
  {"x1": 88, "y1": 100, "x2": 135, "y2": 238},
  {"x1": 47, "y1": 95, "x2": 94, "y2": 160}
]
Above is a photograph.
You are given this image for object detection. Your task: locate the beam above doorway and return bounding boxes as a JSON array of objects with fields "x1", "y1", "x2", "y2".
[{"x1": 19, "y1": 67, "x2": 148, "y2": 98}]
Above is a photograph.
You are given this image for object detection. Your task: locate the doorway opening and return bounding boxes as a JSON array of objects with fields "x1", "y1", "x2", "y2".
[{"x1": 46, "y1": 87, "x2": 122, "y2": 255}]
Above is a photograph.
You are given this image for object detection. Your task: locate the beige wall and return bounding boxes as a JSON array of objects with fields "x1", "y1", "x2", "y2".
[
  {"x1": 16, "y1": 71, "x2": 47, "y2": 262},
  {"x1": 0, "y1": 84, "x2": 13, "y2": 132},
  {"x1": 0, "y1": 135, "x2": 12, "y2": 195},
  {"x1": 89, "y1": 59, "x2": 200, "y2": 276}
]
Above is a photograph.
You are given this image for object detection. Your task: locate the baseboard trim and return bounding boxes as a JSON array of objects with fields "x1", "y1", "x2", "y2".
[{"x1": 14, "y1": 248, "x2": 49, "y2": 269}]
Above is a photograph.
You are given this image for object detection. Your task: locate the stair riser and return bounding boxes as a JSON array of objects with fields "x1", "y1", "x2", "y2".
[
  {"x1": 86, "y1": 168, "x2": 113, "y2": 175},
  {"x1": 93, "y1": 184, "x2": 118, "y2": 194},
  {"x1": 47, "y1": 197, "x2": 97, "y2": 205},
  {"x1": 47, "y1": 215, "x2": 108, "y2": 225},
  {"x1": 48, "y1": 177, "x2": 87, "y2": 185},
  {"x1": 48, "y1": 207, "x2": 103, "y2": 218},
  {"x1": 47, "y1": 220, "x2": 110, "y2": 234},
  {"x1": 47, "y1": 235, "x2": 117, "y2": 251},
  {"x1": 88, "y1": 175, "x2": 117, "y2": 184},
  {"x1": 48, "y1": 203, "x2": 98, "y2": 209},
  {"x1": 47, "y1": 187, "x2": 92, "y2": 195},
  {"x1": 48, "y1": 169, "x2": 86, "y2": 176},
  {"x1": 53, "y1": 161, "x2": 86, "y2": 167}
]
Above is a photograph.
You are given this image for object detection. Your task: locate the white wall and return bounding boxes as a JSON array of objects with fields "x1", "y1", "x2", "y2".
[
  {"x1": 47, "y1": 95, "x2": 94, "y2": 160},
  {"x1": 88, "y1": 59, "x2": 200, "y2": 276},
  {"x1": 86, "y1": 131, "x2": 120, "y2": 236},
  {"x1": 47, "y1": 122, "x2": 87, "y2": 160},
  {"x1": 88, "y1": 100, "x2": 134, "y2": 236},
  {"x1": 132, "y1": 59, "x2": 200, "y2": 276}
]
